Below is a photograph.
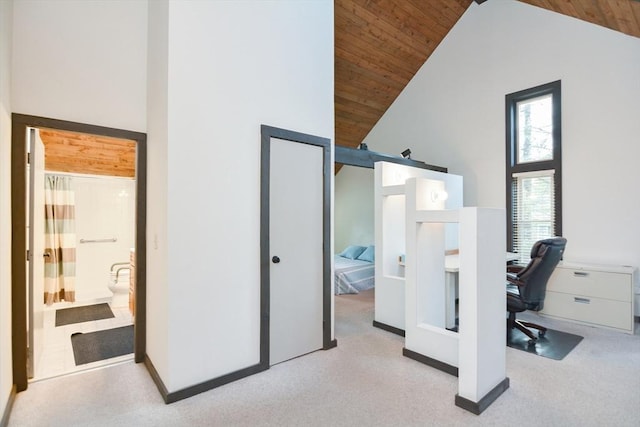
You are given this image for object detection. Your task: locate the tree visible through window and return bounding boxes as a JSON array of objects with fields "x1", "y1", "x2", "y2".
[
  {"x1": 517, "y1": 94, "x2": 553, "y2": 163},
  {"x1": 506, "y1": 81, "x2": 562, "y2": 263}
]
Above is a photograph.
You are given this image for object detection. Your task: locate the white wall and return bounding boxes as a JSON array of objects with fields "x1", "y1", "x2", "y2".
[
  {"x1": 146, "y1": 0, "x2": 170, "y2": 393},
  {"x1": 363, "y1": 0, "x2": 640, "y2": 271},
  {"x1": 335, "y1": 166, "x2": 374, "y2": 252},
  {"x1": 10, "y1": 0, "x2": 147, "y2": 398},
  {"x1": 0, "y1": 0, "x2": 13, "y2": 417},
  {"x1": 11, "y1": 0, "x2": 148, "y2": 131},
  {"x1": 147, "y1": 1, "x2": 334, "y2": 392},
  {"x1": 10, "y1": 0, "x2": 333, "y2": 397},
  {"x1": 72, "y1": 175, "x2": 136, "y2": 300}
]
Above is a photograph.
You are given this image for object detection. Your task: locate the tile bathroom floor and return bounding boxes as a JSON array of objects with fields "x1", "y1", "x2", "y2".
[{"x1": 32, "y1": 302, "x2": 134, "y2": 382}]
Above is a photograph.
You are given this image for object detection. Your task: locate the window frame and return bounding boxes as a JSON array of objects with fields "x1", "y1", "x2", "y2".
[{"x1": 505, "y1": 80, "x2": 562, "y2": 254}]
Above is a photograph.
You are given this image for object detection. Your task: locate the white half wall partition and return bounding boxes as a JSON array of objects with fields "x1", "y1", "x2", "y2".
[
  {"x1": 403, "y1": 177, "x2": 508, "y2": 415},
  {"x1": 374, "y1": 161, "x2": 462, "y2": 332}
]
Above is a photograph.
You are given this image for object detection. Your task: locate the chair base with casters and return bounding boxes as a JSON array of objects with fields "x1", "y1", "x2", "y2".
[{"x1": 507, "y1": 312, "x2": 546, "y2": 345}]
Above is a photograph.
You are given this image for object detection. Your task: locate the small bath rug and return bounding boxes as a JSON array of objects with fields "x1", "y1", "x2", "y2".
[
  {"x1": 71, "y1": 325, "x2": 134, "y2": 365},
  {"x1": 56, "y1": 303, "x2": 115, "y2": 327},
  {"x1": 507, "y1": 327, "x2": 583, "y2": 360}
]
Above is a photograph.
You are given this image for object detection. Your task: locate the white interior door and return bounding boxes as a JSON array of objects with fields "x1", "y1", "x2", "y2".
[
  {"x1": 28, "y1": 128, "x2": 46, "y2": 378},
  {"x1": 269, "y1": 137, "x2": 324, "y2": 365}
]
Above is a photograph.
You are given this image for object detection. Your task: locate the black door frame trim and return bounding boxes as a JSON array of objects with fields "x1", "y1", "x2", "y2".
[
  {"x1": 10, "y1": 113, "x2": 147, "y2": 392},
  {"x1": 140, "y1": 124, "x2": 334, "y2": 405},
  {"x1": 505, "y1": 80, "x2": 562, "y2": 252},
  {"x1": 260, "y1": 124, "x2": 335, "y2": 369},
  {"x1": 139, "y1": 125, "x2": 337, "y2": 404}
]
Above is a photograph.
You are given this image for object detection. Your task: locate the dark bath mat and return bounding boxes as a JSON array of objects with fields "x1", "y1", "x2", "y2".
[
  {"x1": 71, "y1": 325, "x2": 134, "y2": 365},
  {"x1": 56, "y1": 303, "x2": 115, "y2": 327},
  {"x1": 507, "y1": 327, "x2": 583, "y2": 360}
]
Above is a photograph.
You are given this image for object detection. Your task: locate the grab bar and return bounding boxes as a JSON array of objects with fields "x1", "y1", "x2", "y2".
[
  {"x1": 80, "y1": 237, "x2": 117, "y2": 244},
  {"x1": 110, "y1": 262, "x2": 130, "y2": 272},
  {"x1": 115, "y1": 267, "x2": 131, "y2": 282}
]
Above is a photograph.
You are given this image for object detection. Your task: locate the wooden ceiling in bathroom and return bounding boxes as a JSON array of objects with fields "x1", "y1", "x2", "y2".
[{"x1": 38, "y1": 128, "x2": 136, "y2": 178}]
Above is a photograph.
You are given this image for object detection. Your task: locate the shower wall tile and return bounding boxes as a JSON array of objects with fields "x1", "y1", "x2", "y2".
[{"x1": 73, "y1": 177, "x2": 136, "y2": 298}]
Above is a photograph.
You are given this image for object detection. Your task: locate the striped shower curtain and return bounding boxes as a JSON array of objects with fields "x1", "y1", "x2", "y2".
[{"x1": 44, "y1": 175, "x2": 76, "y2": 305}]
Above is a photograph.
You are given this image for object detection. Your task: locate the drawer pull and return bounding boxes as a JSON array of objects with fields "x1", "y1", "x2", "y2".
[
  {"x1": 574, "y1": 297, "x2": 591, "y2": 304},
  {"x1": 573, "y1": 271, "x2": 589, "y2": 277}
]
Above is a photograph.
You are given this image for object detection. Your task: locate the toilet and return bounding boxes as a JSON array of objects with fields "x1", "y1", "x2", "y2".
[{"x1": 108, "y1": 263, "x2": 130, "y2": 307}]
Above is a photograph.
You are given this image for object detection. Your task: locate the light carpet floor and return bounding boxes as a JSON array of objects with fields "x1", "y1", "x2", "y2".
[{"x1": 8, "y1": 289, "x2": 640, "y2": 426}]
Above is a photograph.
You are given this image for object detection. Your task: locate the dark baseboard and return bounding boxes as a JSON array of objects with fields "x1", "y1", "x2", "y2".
[
  {"x1": 324, "y1": 339, "x2": 338, "y2": 349},
  {"x1": 402, "y1": 347, "x2": 458, "y2": 377},
  {"x1": 0, "y1": 385, "x2": 17, "y2": 427},
  {"x1": 166, "y1": 363, "x2": 268, "y2": 404},
  {"x1": 372, "y1": 320, "x2": 405, "y2": 337},
  {"x1": 144, "y1": 354, "x2": 169, "y2": 401},
  {"x1": 455, "y1": 377, "x2": 510, "y2": 415},
  {"x1": 401, "y1": 346, "x2": 509, "y2": 415},
  {"x1": 145, "y1": 353, "x2": 269, "y2": 404}
]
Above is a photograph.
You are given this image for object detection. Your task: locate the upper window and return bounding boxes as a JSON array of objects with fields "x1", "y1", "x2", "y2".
[
  {"x1": 516, "y1": 94, "x2": 553, "y2": 163},
  {"x1": 506, "y1": 81, "x2": 562, "y2": 263}
]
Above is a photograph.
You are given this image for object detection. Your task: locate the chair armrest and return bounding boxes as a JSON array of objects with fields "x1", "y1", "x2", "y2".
[
  {"x1": 507, "y1": 272, "x2": 525, "y2": 287},
  {"x1": 507, "y1": 264, "x2": 526, "y2": 273}
]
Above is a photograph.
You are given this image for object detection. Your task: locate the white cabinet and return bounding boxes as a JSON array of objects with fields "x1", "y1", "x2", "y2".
[{"x1": 541, "y1": 262, "x2": 636, "y2": 334}]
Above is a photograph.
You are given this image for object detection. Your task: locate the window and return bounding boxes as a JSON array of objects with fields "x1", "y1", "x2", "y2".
[{"x1": 506, "y1": 81, "x2": 562, "y2": 263}]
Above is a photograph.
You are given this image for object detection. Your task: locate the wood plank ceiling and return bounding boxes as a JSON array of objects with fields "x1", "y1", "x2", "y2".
[
  {"x1": 38, "y1": 128, "x2": 136, "y2": 178},
  {"x1": 335, "y1": 0, "x2": 640, "y2": 152}
]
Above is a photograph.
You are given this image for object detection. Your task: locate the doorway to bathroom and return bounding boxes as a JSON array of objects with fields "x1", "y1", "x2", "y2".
[{"x1": 11, "y1": 114, "x2": 147, "y2": 391}]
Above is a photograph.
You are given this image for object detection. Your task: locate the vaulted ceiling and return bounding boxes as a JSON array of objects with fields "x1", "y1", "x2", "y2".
[{"x1": 335, "y1": 0, "x2": 640, "y2": 150}]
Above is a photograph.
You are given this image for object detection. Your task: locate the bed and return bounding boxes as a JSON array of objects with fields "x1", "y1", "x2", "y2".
[{"x1": 334, "y1": 245, "x2": 375, "y2": 295}]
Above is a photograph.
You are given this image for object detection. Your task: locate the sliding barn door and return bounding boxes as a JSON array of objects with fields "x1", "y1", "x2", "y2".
[{"x1": 269, "y1": 137, "x2": 324, "y2": 365}]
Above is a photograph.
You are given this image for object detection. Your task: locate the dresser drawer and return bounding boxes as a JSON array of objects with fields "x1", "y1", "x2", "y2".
[
  {"x1": 548, "y1": 267, "x2": 631, "y2": 302},
  {"x1": 542, "y1": 291, "x2": 632, "y2": 332}
]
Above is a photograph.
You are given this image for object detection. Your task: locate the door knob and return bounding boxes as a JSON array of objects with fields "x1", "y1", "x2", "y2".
[{"x1": 272, "y1": 256, "x2": 280, "y2": 264}]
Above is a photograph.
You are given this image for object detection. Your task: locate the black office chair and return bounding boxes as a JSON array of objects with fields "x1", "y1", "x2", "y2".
[{"x1": 507, "y1": 237, "x2": 567, "y2": 344}]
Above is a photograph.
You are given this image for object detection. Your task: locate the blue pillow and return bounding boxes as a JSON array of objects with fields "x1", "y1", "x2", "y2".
[
  {"x1": 339, "y1": 245, "x2": 366, "y2": 259},
  {"x1": 357, "y1": 245, "x2": 375, "y2": 262}
]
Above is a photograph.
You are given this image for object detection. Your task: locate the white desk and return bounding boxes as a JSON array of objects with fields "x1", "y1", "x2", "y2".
[
  {"x1": 444, "y1": 253, "x2": 519, "y2": 329},
  {"x1": 444, "y1": 252, "x2": 519, "y2": 273}
]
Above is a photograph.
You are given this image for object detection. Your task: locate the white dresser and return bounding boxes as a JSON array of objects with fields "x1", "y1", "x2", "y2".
[{"x1": 541, "y1": 262, "x2": 637, "y2": 334}]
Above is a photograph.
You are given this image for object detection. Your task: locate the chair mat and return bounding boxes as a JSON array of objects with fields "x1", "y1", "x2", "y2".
[{"x1": 507, "y1": 327, "x2": 583, "y2": 360}]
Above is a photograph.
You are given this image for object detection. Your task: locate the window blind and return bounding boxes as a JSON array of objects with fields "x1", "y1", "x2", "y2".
[{"x1": 512, "y1": 170, "x2": 555, "y2": 264}]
